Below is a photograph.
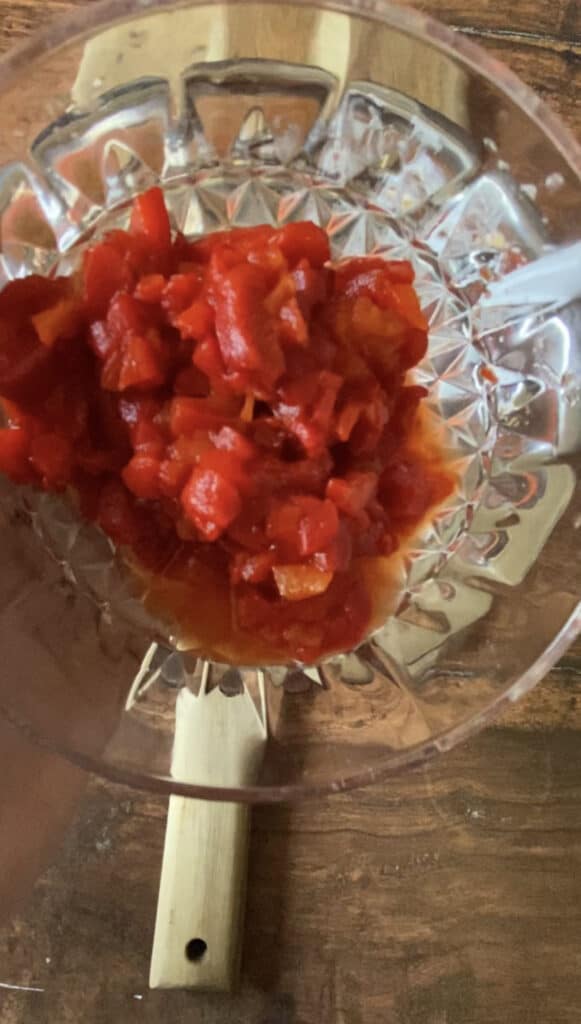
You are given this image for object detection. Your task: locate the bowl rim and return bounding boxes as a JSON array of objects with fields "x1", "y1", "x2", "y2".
[
  {"x1": 0, "y1": 0, "x2": 580, "y2": 176},
  {"x1": 0, "y1": 0, "x2": 579, "y2": 801},
  {"x1": 3, "y1": 605, "x2": 580, "y2": 802}
]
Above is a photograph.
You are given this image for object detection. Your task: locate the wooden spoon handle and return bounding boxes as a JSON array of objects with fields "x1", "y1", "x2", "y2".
[
  {"x1": 149, "y1": 674, "x2": 266, "y2": 991},
  {"x1": 149, "y1": 794, "x2": 250, "y2": 991}
]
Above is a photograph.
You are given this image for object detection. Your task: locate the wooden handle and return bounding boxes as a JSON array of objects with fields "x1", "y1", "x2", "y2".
[
  {"x1": 150, "y1": 672, "x2": 266, "y2": 991},
  {"x1": 149, "y1": 794, "x2": 250, "y2": 991}
]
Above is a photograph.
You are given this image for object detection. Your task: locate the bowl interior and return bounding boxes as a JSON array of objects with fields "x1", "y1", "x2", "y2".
[{"x1": 0, "y1": 0, "x2": 579, "y2": 801}]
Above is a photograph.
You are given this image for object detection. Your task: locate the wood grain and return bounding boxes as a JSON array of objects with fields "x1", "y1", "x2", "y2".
[
  {"x1": 419, "y1": 0, "x2": 581, "y2": 43},
  {"x1": 0, "y1": 2, "x2": 579, "y2": 1022},
  {"x1": 1, "y1": 713, "x2": 581, "y2": 1024}
]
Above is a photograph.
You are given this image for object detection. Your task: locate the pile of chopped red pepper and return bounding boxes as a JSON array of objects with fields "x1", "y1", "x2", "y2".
[{"x1": 0, "y1": 187, "x2": 453, "y2": 661}]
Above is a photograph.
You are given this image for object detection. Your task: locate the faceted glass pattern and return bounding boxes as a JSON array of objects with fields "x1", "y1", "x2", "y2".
[{"x1": 0, "y1": 0, "x2": 579, "y2": 799}]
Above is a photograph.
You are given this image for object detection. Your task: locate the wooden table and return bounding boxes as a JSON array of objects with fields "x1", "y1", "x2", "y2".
[{"x1": 0, "y1": 2, "x2": 580, "y2": 1021}]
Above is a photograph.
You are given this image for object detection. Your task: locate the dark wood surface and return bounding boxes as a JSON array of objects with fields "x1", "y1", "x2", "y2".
[{"x1": 0, "y1": 2, "x2": 580, "y2": 1022}]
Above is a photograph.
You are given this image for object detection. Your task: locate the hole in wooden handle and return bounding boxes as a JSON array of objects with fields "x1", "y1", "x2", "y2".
[{"x1": 185, "y1": 938, "x2": 207, "y2": 963}]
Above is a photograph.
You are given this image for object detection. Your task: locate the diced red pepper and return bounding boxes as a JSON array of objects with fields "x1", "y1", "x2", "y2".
[
  {"x1": 266, "y1": 498, "x2": 303, "y2": 548},
  {"x1": 107, "y1": 292, "x2": 148, "y2": 340},
  {"x1": 197, "y1": 448, "x2": 250, "y2": 491},
  {"x1": 163, "y1": 272, "x2": 203, "y2": 320},
  {"x1": 391, "y1": 283, "x2": 428, "y2": 331},
  {"x1": 312, "y1": 519, "x2": 352, "y2": 573},
  {"x1": 132, "y1": 419, "x2": 166, "y2": 458},
  {"x1": 266, "y1": 495, "x2": 339, "y2": 559},
  {"x1": 118, "y1": 395, "x2": 162, "y2": 429},
  {"x1": 264, "y1": 274, "x2": 296, "y2": 315},
  {"x1": 209, "y1": 425, "x2": 256, "y2": 461},
  {"x1": 122, "y1": 454, "x2": 162, "y2": 499},
  {"x1": 135, "y1": 274, "x2": 166, "y2": 304},
  {"x1": 176, "y1": 299, "x2": 214, "y2": 340},
  {"x1": 279, "y1": 298, "x2": 308, "y2": 346},
  {"x1": 130, "y1": 186, "x2": 172, "y2": 253},
  {"x1": 169, "y1": 432, "x2": 213, "y2": 465},
  {"x1": 181, "y1": 464, "x2": 241, "y2": 541},
  {"x1": 30, "y1": 432, "x2": 73, "y2": 489},
  {"x1": 296, "y1": 497, "x2": 339, "y2": 557},
  {"x1": 326, "y1": 471, "x2": 378, "y2": 518},
  {"x1": 83, "y1": 242, "x2": 132, "y2": 318},
  {"x1": 0, "y1": 189, "x2": 452, "y2": 664},
  {"x1": 274, "y1": 222, "x2": 330, "y2": 268},
  {"x1": 88, "y1": 320, "x2": 114, "y2": 361},
  {"x1": 117, "y1": 334, "x2": 166, "y2": 392},
  {"x1": 0, "y1": 427, "x2": 33, "y2": 482},
  {"x1": 230, "y1": 549, "x2": 276, "y2": 585},
  {"x1": 212, "y1": 262, "x2": 284, "y2": 389},
  {"x1": 334, "y1": 257, "x2": 414, "y2": 293},
  {"x1": 159, "y1": 457, "x2": 191, "y2": 499},
  {"x1": 169, "y1": 397, "x2": 232, "y2": 435},
  {"x1": 292, "y1": 262, "x2": 329, "y2": 318},
  {"x1": 190, "y1": 224, "x2": 275, "y2": 264},
  {"x1": 401, "y1": 328, "x2": 429, "y2": 370},
  {"x1": 192, "y1": 333, "x2": 226, "y2": 382}
]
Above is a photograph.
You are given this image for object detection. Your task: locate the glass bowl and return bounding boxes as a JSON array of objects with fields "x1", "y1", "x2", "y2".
[{"x1": 0, "y1": 0, "x2": 579, "y2": 802}]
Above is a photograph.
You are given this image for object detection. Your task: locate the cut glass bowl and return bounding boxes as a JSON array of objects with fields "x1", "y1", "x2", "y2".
[{"x1": 0, "y1": 0, "x2": 579, "y2": 801}]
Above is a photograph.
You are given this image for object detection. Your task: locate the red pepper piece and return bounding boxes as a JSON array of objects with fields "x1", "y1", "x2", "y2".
[
  {"x1": 176, "y1": 299, "x2": 214, "y2": 341},
  {"x1": 159, "y1": 457, "x2": 191, "y2": 499},
  {"x1": 192, "y1": 333, "x2": 226, "y2": 382},
  {"x1": 210, "y1": 425, "x2": 256, "y2": 461},
  {"x1": 163, "y1": 272, "x2": 203, "y2": 320},
  {"x1": 117, "y1": 334, "x2": 166, "y2": 392},
  {"x1": 334, "y1": 257, "x2": 414, "y2": 292},
  {"x1": 230, "y1": 549, "x2": 276, "y2": 585},
  {"x1": 279, "y1": 298, "x2": 308, "y2": 346},
  {"x1": 30, "y1": 432, "x2": 73, "y2": 489},
  {"x1": 212, "y1": 262, "x2": 285, "y2": 389},
  {"x1": 312, "y1": 519, "x2": 352, "y2": 573},
  {"x1": 267, "y1": 495, "x2": 339, "y2": 559},
  {"x1": 122, "y1": 454, "x2": 162, "y2": 500},
  {"x1": 0, "y1": 427, "x2": 33, "y2": 482},
  {"x1": 181, "y1": 464, "x2": 242, "y2": 541},
  {"x1": 169, "y1": 397, "x2": 232, "y2": 435},
  {"x1": 135, "y1": 274, "x2": 166, "y2": 304},
  {"x1": 83, "y1": 242, "x2": 132, "y2": 319},
  {"x1": 107, "y1": 292, "x2": 148, "y2": 340},
  {"x1": 132, "y1": 419, "x2": 166, "y2": 458},
  {"x1": 130, "y1": 186, "x2": 172, "y2": 253},
  {"x1": 274, "y1": 222, "x2": 330, "y2": 268},
  {"x1": 291, "y1": 260, "x2": 329, "y2": 317},
  {"x1": 0, "y1": 193, "x2": 449, "y2": 664},
  {"x1": 295, "y1": 496, "x2": 339, "y2": 557},
  {"x1": 190, "y1": 224, "x2": 276, "y2": 264},
  {"x1": 326, "y1": 471, "x2": 378, "y2": 518}
]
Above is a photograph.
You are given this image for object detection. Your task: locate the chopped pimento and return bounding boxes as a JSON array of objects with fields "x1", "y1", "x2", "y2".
[{"x1": 0, "y1": 187, "x2": 454, "y2": 662}]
